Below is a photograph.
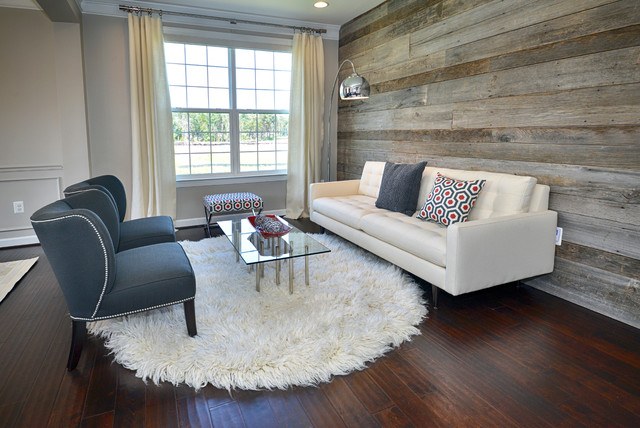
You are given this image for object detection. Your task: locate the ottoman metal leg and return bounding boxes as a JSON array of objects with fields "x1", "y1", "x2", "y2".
[{"x1": 203, "y1": 205, "x2": 212, "y2": 238}]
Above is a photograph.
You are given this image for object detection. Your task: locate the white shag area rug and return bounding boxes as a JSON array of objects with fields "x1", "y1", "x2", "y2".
[{"x1": 89, "y1": 234, "x2": 427, "y2": 390}]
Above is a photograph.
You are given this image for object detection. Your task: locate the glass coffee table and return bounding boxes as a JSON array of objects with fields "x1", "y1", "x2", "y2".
[{"x1": 217, "y1": 217, "x2": 330, "y2": 294}]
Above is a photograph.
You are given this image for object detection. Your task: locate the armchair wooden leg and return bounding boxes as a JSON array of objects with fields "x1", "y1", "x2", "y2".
[
  {"x1": 184, "y1": 299, "x2": 197, "y2": 337},
  {"x1": 431, "y1": 284, "x2": 439, "y2": 309},
  {"x1": 67, "y1": 320, "x2": 86, "y2": 371}
]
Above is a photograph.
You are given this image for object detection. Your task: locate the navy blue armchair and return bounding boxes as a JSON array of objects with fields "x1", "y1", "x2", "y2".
[
  {"x1": 31, "y1": 190, "x2": 197, "y2": 370},
  {"x1": 64, "y1": 175, "x2": 175, "y2": 251}
]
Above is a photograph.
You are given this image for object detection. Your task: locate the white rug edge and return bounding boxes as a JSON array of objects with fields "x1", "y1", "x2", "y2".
[{"x1": 0, "y1": 257, "x2": 39, "y2": 303}]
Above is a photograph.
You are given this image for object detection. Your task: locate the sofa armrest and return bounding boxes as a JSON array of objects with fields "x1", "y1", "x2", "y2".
[
  {"x1": 309, "y1": 180, "x2": 361, "y2": 215},
  {"x1": 445, "y1": 210, "x2": 557, "y2": 295}
]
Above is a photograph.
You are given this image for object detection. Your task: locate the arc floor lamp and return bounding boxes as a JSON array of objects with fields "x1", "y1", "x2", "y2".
[{"x1": 327, "y1": 59, "x2": 370, "y2": 180}]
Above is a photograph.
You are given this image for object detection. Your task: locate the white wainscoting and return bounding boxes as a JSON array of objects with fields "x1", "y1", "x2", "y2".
[{"x1": 0, "y1": 166, "x2": 63, "y2": 248}]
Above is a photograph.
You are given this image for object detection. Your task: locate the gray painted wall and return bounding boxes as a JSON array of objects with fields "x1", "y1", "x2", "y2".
[
  {"x1": 81, "y1": 14, "x2": 133, "y2": 212},
  {"x1": 0, "y1": 8, "x2": 89, "y2": 247}
]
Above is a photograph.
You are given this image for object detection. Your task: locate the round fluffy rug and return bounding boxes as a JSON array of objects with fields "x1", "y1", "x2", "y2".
[{"x1": 89, "y1": 234, "x2": 427, "y2": 390}]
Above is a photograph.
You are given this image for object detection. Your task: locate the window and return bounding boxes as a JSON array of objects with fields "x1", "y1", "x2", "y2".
[{"x1": 165, "y1": 42, "x2": 291, "y2": 178}]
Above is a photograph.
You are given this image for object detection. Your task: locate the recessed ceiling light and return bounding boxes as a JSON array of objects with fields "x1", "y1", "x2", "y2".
[{"x1": 314, "y1": 1, "x2": 329, "y2": 8}]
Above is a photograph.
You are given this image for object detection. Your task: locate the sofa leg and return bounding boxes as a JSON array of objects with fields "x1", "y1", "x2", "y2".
[
  {"x1": 184, "y1": 299, "x2": 197, "y2": 337},
  {"x1": 431, "y1": 285, "x2": 439, "y2": 309},
  {"x1": 67, "y1": 320, "x2": 86, "y2": 371}
]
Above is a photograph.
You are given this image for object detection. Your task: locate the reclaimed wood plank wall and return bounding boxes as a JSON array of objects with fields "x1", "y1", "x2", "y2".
[{"x1": 337, "y1": 0, "x2": 640, "y2": 327}]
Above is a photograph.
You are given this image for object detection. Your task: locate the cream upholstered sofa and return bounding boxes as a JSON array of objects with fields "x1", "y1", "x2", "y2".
[{"x1": 309, "y1": 161, "x2": 557, "y2": 306}]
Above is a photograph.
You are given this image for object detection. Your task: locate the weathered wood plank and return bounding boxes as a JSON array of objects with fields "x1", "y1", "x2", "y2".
[
  {"x1": 352, "y1": 5, "x2": 640, "y2": 91},
  {"x1": 551, "y1": 192, "x2": 639, "y2": 226},
  {"x1": 340, "y1": 125, "x2": 640, "y2": 147},
  {"x1": 410, "y1": 0, "x2": 619, "y2": 58},
  {"x1": 339, "y1": 134, "x2": 639, "y2": 169},
  {"x1": 403, "y1": 140, "x2": 638, "y2": 169},
  {"x1": 339, "y1": 104, "x2": 453, "y2": 131},
  {"x1": 340, "y1": 35, "x2": 414, "y2": 86},
  {"x1": 339, "y1": 85, "x2": 430, "y2": 113},
  {"x1": 431, "y1": 46, "x2": 640, "y2": 106},
  {"x1": 527, "y1": 258, "x2": 640, "y2": 329},
  {"x1": 446, "y1": 81, "x2": 640, "y2": 130},
  {"x1": 340, "y1": 151, "x2": 640, "y2": 188},
  {"x1": 446, "y1": 0, "x2": 640, "y2": 67},
  {"x1": 558, "y1": 211, "x2": 640, "y2": 259},
  {"x1": 556, "y1": 241, "x2": 640, "y2": 281},
  {"x1": 342, "y1": 85, "x2": 640, "y2": 132},
  {"x1": 454, "y1": 105, "x2": 640, "y2": 129},
  {"x1": 346, "y1": 81, "x2": 640, "y2": 116},
  {"x1": 364, "y1": 51, "x2": 447, "y2": 87},
  {"x1": 340, "y1": 0, "x2": 439, "y2": 50},
  {"x1": 341, "y1": 0, "x2": 494, "y2": 54},
  {"x1": 368, "y1": 24, "x2": 640, "y2": 94},
  {"x1": 340, "y1": 2, "x2": 390, "y2": 41},
  {"x1": 410, "y1": 0, "x2": 533, "y2": 54}
]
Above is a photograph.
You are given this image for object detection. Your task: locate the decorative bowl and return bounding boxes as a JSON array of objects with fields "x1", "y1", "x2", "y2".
[{"x1": 247, "y1": 215, "x2": 292, "y2": 238}]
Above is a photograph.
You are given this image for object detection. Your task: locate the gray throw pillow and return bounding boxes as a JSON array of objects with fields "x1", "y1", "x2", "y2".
[{"x1": 375, "y1": 161, "x2": 427, "y2": 216}]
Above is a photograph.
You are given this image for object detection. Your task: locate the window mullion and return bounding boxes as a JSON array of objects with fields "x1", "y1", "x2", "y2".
[{"x1": 229, "y1": 48, "x2": 240, "y2": 175}]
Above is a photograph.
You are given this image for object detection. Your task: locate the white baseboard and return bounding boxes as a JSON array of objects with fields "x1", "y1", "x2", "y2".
[
  {"x1": 0, "y1": 235, "x2": 39, "y2": 248},
  {"x1": 174, "y1": 209, "x2": 286, "y2": 229}
]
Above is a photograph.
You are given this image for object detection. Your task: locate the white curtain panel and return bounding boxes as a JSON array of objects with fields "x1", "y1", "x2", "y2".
[
  {"x1": 286, "y1": 32, "x2": 325, "y2": 219},
  {"x1": 128, "y1": 14, "x2": 176, "y2": 219}
]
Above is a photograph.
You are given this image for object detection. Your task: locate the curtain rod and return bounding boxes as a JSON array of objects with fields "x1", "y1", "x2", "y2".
[{"x1": 119, "y1": 4, "x2": 327, "y2": 34}]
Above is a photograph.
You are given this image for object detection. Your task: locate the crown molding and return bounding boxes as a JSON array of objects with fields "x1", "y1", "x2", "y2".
[{"x1": 80, "y1": 1, "x2": 340, "y2": 40}]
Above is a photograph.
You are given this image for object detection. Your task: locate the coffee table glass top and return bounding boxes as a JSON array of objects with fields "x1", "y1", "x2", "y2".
[{"x1": 217, "y1": 217, "x2": 330, "y2": 265}]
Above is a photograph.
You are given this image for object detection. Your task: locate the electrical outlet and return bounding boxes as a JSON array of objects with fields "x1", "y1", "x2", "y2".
[
  {"x1": 555, "y1": 227, "x2": 563, "y2": 246},
  {"x1": 13, "y1": 201, "x2": 24, "y2": 214}
]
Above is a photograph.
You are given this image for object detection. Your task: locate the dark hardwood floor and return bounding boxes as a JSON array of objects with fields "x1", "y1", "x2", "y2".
[{"x1": 1, "y1": 218, "x2": 639, "y2": 427}]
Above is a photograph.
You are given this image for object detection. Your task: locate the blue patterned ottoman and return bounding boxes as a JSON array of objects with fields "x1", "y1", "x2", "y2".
[{"x1": 203, "y1": 192, "x2": 263, "y2": 237}]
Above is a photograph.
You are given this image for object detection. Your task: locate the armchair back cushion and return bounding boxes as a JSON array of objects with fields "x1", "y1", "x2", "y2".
[
  {"x1": 31, "y1": 196, "x2": 117, "y2": 319},
  {"x1": 64, "y1": 188, "x2": 121, "y2": 250},
  {"x1": 64, "y1": 175, "x2": 127, "y2": 222}
]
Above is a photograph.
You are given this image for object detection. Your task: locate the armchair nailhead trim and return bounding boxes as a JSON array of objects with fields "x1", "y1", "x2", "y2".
[
  {"x1": 69, "y1": 297, "x2": 195, "y2": 321},
  {"x1": 32, "y1": 213, "x2": 110, "y2": 319}
]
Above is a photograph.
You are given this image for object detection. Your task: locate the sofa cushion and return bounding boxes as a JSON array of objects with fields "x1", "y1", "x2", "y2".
[
  {"x1": 375, "y1": 161, "x2": 427, "y2": 216},
  {"x1": 360, "y1": 211, "x2": 448, "y2": 267},
  {"x1": 358, "y1": 161, "x2": 386, "y2": 198},
  {"x1": 313, "y1": 195, "x2": 385, "y2": 230},
  {"x1": 417, "y1": 167, "x2": 537, "y2": 220},
  {"x1": 417, "y1": 173, "x2": 486, "y2": 226}
]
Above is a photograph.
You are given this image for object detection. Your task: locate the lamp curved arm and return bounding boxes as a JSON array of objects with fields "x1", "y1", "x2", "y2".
[{"x1": 326, "y1": 59, "x2": 368, "y2": 180}]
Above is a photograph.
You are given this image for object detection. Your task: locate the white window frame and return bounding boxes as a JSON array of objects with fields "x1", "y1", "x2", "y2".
[{"x1": 164, "y1": 29, "x2": 293, "y2": 184}]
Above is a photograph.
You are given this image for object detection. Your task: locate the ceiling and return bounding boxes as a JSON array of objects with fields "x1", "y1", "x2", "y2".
[{"x1": 0, "y1": 0, "x2": 386, "y2": 26}]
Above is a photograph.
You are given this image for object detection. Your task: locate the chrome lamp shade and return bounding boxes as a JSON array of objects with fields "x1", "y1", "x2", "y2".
[{"x1": 339, "y1": 73, "x2": 370, "y2": 100}]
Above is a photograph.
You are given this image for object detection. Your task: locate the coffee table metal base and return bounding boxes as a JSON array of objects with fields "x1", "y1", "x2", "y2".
[
  {"x1": 254, "y1": 246, "x2": 309, "y2": 294},
  {"x1": 218, "y1": 217, "x2": 329, "y2": 295}
]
